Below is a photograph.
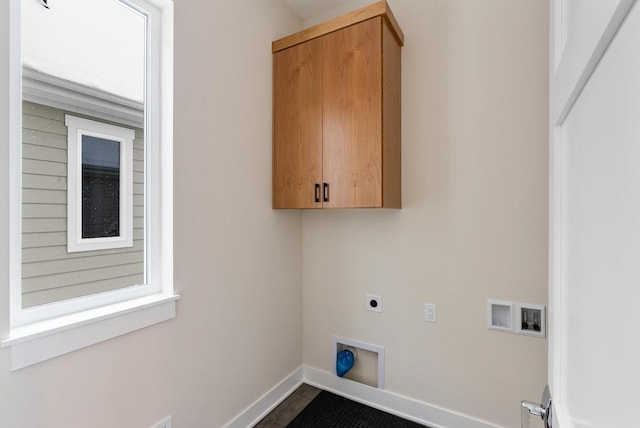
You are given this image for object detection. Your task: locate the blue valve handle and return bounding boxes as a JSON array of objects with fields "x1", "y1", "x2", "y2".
[{"x1": 336, "y1": 349, "x2": 355, "y2": 377}]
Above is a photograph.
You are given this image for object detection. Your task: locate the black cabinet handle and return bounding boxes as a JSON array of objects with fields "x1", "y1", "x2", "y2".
[
  {"x1": 323, "y1": 183, "x2": 329, "y2": 202},
  {"x1": 315, "y1": 183, "x2": 321, "y2": 203}
]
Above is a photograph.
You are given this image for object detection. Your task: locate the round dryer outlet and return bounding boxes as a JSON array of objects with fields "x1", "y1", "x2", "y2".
[{"x1": 366, "y1": 294, "x2": 382, "y2": 312}]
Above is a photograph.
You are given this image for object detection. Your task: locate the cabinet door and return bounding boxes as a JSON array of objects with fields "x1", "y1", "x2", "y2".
[
  {"x1": 273, "y1": 38, "x2": 323, "y2": 208},
  {"x1": 322, "y1": 17, "x2": 382, "y2": 208}
]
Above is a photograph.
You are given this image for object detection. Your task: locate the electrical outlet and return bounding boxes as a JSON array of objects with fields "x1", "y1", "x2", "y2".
[
  {"x1": 366, "y1": 294, "x2": 382, "y2": 312},
  {"x1": 424, "y1": 303, "x2": 437, "y2": 323},
  {"x1": 151, "y1": 416, "x2": 172, "y2": 428}
]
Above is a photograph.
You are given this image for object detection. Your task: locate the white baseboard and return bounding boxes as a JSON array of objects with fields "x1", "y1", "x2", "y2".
[
  {"x1": 225, "y1": 367, "x2": 304, "y2": 428},
  {"x1": 303, "y1": 366, "x2": 498, "y2": 428},
  {"x1": 226, "y1": 365, "x2": 498, "y2": 428}
]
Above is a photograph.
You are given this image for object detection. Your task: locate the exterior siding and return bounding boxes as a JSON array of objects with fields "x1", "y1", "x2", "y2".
[{"x1": 21, "y1": 101, "x2": 144, "y2": 307}]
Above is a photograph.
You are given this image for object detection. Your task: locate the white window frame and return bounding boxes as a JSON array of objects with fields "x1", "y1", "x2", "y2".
[
  {"x1": 1, "y1": 0, "x2": 177, "y2": 370},
  {"x1": 66, "y1": 115, "x2": 135, "y2": 253}
]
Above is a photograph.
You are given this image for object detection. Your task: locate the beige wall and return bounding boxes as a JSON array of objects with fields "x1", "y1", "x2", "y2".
[
  {"x1": 302, "y1": 1, "x2": 549, "y2": 427},
  {"x1": 0, "y1": 1, "x2": 303, "y2": 427}
]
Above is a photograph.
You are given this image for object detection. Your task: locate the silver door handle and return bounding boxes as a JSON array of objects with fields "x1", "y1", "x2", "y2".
[
  {"x1": 521, "y1": 385, "x2": 552, "y2": 428},
  {"x1": 522, "y1": 400, "x2": 547, "y2": 417}
]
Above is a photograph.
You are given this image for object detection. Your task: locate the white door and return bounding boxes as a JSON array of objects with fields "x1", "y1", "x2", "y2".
[{"x1": 545, "y1": 0, "x2": 640, "y2": 427}]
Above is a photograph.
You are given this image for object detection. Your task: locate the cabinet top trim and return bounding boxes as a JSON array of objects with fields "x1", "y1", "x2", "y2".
[{"x1": 272, "y1": 1, "x2": 404, "y2": 53}]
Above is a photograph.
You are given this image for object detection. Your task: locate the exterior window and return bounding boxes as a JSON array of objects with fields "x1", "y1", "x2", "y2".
[
  {"x1": 66, "y1": 115, "x2": 134, "y2": 252},
  {"x1": 82, "y1": 135, "x2": 121, "y2": 239},
  {"x1": 3, "y1": 0, "x2": 175, "y2": 371}
]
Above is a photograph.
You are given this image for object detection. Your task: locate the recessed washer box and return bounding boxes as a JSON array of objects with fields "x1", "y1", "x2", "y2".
[
  {"x1": 517, "y1": 303, "x2": 546, "y2": 338},
  {"x1": 332, "y1": 335, "x2": 385, "y2": 390},
  {"x1": 487, "y1": 299, "x2": 546, "y2": 338},
  {"x1": 487, "y1": 299, "x2": 515, "y2": 332}
]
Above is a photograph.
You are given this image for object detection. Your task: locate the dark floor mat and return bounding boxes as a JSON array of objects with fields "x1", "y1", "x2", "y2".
[{"x1": 286, "y1": 390, "x2": 428, "y2": 428}]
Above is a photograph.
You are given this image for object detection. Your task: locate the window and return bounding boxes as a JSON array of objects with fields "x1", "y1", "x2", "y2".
[
  {"x1": 1, "y1": 0, "x2": 176, "y2": 370},
  {"x1": 66, "y1": 115, "x2": 134, "y2": 252},
  {"x1": 82, "y1": 136, "x2": 122, "y2": 239}
]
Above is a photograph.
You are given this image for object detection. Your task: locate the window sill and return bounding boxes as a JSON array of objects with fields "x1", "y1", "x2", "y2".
[{"x1": 1, "y1": 293, "x2": 179, "y2": 370}]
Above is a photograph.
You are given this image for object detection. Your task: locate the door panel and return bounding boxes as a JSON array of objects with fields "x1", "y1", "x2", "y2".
[
  {"x1": 549, "y1": 0, "x2": 640, "y2": 427},
  {"x1": 322, "y1": 17, "x2": 382, "y2": 208},
  {"x1": 563, "y1": 7, "x2": 640, "y2": 423},
  {"x1": 273, "y1": 38, "x2": 323, "y2": 209},
  {"x1": 552, "y1": 0, "x2": 636, "y2": 123}
]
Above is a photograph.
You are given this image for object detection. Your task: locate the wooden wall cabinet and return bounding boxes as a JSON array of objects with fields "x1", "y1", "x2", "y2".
[{"x1": 272, "y1": 1, "x2": 403, "y2": 209}]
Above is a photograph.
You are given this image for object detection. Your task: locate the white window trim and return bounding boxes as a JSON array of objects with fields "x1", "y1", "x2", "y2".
[
  {"x1": 1, "y1": 0, "x2": 177, "y2": 370},
  {"x1": 66, "y1": 115, "x2": 135, "y2": 253}
]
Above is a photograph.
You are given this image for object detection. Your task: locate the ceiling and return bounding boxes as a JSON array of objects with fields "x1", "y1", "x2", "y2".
[{"x1": 282, "y1": 0, "x2": 354, "y2": 20}]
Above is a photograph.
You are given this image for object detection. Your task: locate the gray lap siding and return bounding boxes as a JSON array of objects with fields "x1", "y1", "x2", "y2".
[{"x1": 21, "y1": 101, "x2": 145, "y2": 307}]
